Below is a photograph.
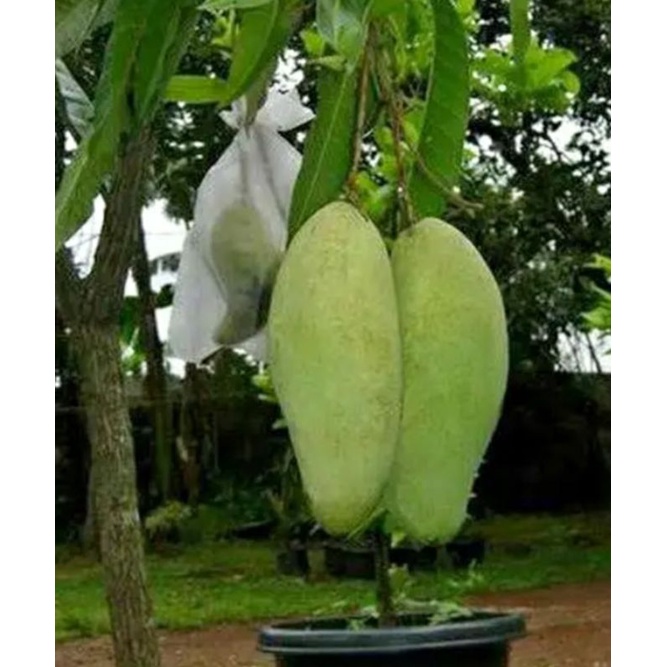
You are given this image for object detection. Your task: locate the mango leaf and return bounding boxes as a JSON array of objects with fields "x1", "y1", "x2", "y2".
[
  {"x1": 55, "y1": 0, "x2": 194, "y2": 250},
  {"x1": 560, "y1": 69, "x2": 581, "y2": 95},
  {"x1": 523, "y1": 45, "x2": 577, "y2": 92},
  {"x1": 120, "y1": 296, "x2": 141, "y2": 346},
  {"x1": 316, "y1": 0, "x2": 371, "y2": 64},
  {"x1": 300, "y1": 27, "x2": 328, "y2": 57},
  {"x1": 55, "y1": 0, "x2": 154, "y2": 250},
  {"x1": 370, "y1": 0, "x2": 404, "y2": 18},
  {"x1": 222, "y1": 0, "x2": 300, "y2": 105},
  {"x1": 133, "y1": 3, "x2": 199, "y2": 123},
  {"x1": 164, "y1": 75, "x2": 229, "y2": 104},
  {"x1": 509, "y1": 0, "x2": 530, "y2": 65},
  {"x1": 407, "y1": 0, "x2": 470, "y2": 219},
  {"x1": 55, "y1": 59, "x2": 94, "y2": 139},
  {"x1": 55, "y1": 0, "x2": 118, "y2": 57},
  {"x1": 199, "y1": 0, "x2": 273, "y2": 11},
  {"x1": 587, "y1": 254, "x2": 611, "y2": 278},
  {"x1": 288, "y1": 66, "x2": 359, "y2": 238}
]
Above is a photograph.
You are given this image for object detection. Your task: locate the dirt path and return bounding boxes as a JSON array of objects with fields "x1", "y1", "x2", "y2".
[{"x1": 55, "y1": 581, "x2": 610, "y2": 667}]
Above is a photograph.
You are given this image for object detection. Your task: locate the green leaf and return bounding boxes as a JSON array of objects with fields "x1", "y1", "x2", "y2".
[
  {"x1": 456, "y1": 0, "x2": 476, "y2": 17},
  {"x1": 55, "y1": 59, "x2": 94, "y2": 139},
  {"x1": 301, "y1": 27, "x2": 328, "y2": 57},
  {"x1": 120, "y1": 296, "x2": 141, "y2": 346},
  {"x1": 559, "y1": 69, "x2": 581, "y2": 96},
  {"x1": 370, "y1": 0, "x2": 404, "y2": 18},
  {"x1": 55, "y1": 0, "x2": 118, "y2": 57},
  {"x1": 288, "y1": 66, "x2": 359, "y2": 238},
  {"x1": 56, "y1": 0, "x2": 154, "y2": 250},
  {"x1": 199, "y1": 0, "x2": 274, "y2": 11},
  {"x1": 222, "y1": 0, "x2": 300, "y2": 105},
  {"x1": 407, "y1": 0, "x2": 470, "y2": 219},
  {"x1": 310, "y1": 54, "x2": 349, "y2": 71},
  {"x1": 164, "y1": 75, "x2": 229, "y2": 104},
  {"x1": 524, "y1": 45, "x2": 577, "y2": 91},
  {"x1": 55, "y1": 0, "x2": 195, "y2": 251},
  {"x1": 316, "y1": 0, "x2": 371, "y2": 64},
  {"x1": 132, "y1": 3, "x2": 199, "y2": 124},
  {"x1": 509, "y1": 0, "x2": 530, "y2": 65},
  {"x1": 587, "y1": 254, "x2": 611, "y2": 278}
]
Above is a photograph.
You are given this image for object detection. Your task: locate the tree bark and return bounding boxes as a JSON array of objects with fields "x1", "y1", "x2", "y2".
[
  {"x1": 56, "y1": 128, "x2": 161, "y2": 667},
  {"x1": 133, "y1": 221, "x2": 173, "y2": 501},
  {"x1": 74, "y1": 323, "x2": 160, "y2": 667},
  {"x1": 81, "y1": 463, "x2": 99, "y2": 556}
]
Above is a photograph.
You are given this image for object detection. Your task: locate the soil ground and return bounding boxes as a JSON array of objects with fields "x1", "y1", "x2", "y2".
[{"x1": 55, "y1": 580, "x2": 610, "y2": 667}]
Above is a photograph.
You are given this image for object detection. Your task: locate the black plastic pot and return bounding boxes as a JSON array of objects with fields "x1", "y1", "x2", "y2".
[
  {"x1": 324, "y1": 544, "x2": 375, "y2": 579},
  {"x1": 324, "y1": 543, "x2": 440, "y2": 579},
  {"x1": 258, "y1": 611, "x2": 525, "y2": 666},
  {"x1": 231, "y1": 519, "x2": 277, "y2": 540}
]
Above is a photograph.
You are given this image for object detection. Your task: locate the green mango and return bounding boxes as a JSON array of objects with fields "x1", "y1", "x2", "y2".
[
  {"x1": 268, "y1": 201, "x2": 402, "y2": 535},
  {"x1": 209, "y1": 203, "x2": 282, "y2": 345},
  {"x1": 386, "y1": 218, "x2": 509, "y2": 543}
]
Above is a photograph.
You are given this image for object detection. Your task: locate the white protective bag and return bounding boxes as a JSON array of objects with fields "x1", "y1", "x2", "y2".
[{"x1": 168, "y1": 88, "x2": 314, "y2": 363}]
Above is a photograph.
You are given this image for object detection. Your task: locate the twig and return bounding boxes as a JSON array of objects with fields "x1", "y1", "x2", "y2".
[
  {"x1": 345, "y1": 43, "x2": 371, "y2": 201},
  {"x1": 373, "y1": 32, "x2": 415, "y2": 235},
  {"x1": 399, "y1": 127, "x2": 483, "y2": 216}
]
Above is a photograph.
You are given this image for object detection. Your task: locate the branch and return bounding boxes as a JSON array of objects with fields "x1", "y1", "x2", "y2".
[
  {"x1": 468, "y1": 117, "x2": 530, "y2": 175},
  {"x1": 345, "y1": 41, "x2": 371, "y2": 203},
  {"x1": 374, "y1": 37, "x2": 415, "y2": 234},
  {"x1": 584, "y1": 331, "x2": 604, "y2": 374},
  {"x1": 89, "y1": 128, "x2": 155, "y2": 319}
]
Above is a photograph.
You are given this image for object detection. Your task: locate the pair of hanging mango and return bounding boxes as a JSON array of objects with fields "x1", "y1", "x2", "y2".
[{"x1": 268, "y1": 201, "x2": 509, "y2": 543}]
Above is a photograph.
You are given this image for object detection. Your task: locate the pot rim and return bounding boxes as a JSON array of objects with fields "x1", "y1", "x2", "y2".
[{"x1": 258, "y1": 610, "x2": 526, "y2": 655}]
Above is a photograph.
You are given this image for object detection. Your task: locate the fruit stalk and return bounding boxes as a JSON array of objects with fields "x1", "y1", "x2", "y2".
[{"x1": 373, "y1": 528, "x2": 396, "y2": 627}]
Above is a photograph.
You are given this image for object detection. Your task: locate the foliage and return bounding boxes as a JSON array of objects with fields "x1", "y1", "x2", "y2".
[
  {"x1": 581, "y1": 255, "x2": 611, "y2": 336},
  {"x1": 55, "y1": 0, "x2": 199, "y2": 250},
  {"x1": 144, "y1": 501, "x2": 193, "y2": 544}
]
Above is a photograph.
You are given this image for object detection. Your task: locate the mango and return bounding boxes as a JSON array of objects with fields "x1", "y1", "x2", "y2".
[
  {"x1": 385, "y1": 218, "x2": 508, "y2": 543},
  {"x1": 208, "y1": 203, "x2": 283, "y2": 345},
  {"x1": 268, "y1": 202, "x2": 402, "y2": 535}
]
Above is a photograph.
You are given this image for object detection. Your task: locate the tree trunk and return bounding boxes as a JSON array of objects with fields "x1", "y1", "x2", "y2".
[
  {"x1": 56, "y1": 127, "x2": 162, "y2": 667},
  {"x1": 133, "y1": 221, "x2": 173, "y2": 501},
  {"x1": 74, "y1": 321, "x2": 160, "y2": 667}
]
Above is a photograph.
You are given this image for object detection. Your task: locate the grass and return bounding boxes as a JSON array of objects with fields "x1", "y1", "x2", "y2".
[{"x1": 55, "y1": 511, "x2": 610, "y2": 642}]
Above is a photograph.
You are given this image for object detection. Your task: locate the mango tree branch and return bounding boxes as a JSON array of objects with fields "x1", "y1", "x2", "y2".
[
  {"x1": 374, "y1": 34, "x2": 415, "y2": 234},
  {"x1": 345, "y1": 42, "x2": 371, "y2": 202},
  {"x1": 89, "y1": 128, "x2": 155, "y2": 321}
]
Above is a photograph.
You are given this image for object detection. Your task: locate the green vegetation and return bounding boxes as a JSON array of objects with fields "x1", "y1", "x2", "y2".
[{"x1": 56, "y1": 512, "x2": 610, "y2": 642}]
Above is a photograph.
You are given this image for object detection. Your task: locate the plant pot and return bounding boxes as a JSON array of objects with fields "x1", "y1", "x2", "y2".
[
  {"x1": 324, "y1": 543, "x2": 440, "y2": 579},
  {"x1": 258, "y1": 611, "x2": 525, "y2": 666},
  {"x1": 324, "y1": 544, "x2": 375, "y2": 580},
  {"x1": 230, "y1": 519, "x2": 277, "y2": 540},
  {"x1": 390, "y1": 545, "x2": 439, "y2": 572}
]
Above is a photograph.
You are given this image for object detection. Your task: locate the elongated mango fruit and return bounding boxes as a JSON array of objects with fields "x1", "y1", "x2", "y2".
[
  {"x1": 385, "y1": 219, "x2": 509, "y2": 543},
  {"x1": 268, "y1": 202, "x2": 402, "y2": 535}
]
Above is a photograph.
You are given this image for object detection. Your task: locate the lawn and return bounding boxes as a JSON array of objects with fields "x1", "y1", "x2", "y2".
[{"x1": 55, "y1": 512, "x2": 610, "y2": 642}]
